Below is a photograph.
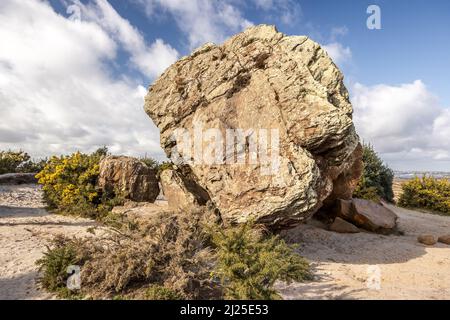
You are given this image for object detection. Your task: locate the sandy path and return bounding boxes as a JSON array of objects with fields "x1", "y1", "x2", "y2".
[
  {"x1": 0, "y1": 184, "x2": 100, "y2": 300},
  {"x1": 278, "y1": 204, "x2": 450, "y2": 299}
]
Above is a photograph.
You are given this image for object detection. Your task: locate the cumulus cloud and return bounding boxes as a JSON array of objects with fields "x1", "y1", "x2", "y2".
[
  {"x1": 137, "y1": 0, "x2": 253, "y2": 49},
  {"x1": 323, "y1": 42, "x2": 352, "y2": 65},
  {"x1": 68, "y1": 0, "x2": 178, "y2": 78},
  {"x1": 352, "y1": 80, "x2": 450, "y2": 169},
  {"x1": 0, "y1": 0, "x2": 177, "y2": 159}
]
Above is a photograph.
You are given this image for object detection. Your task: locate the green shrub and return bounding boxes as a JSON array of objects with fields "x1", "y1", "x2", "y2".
[
  {"x1": 210, "y1": 223, "x2": 312, "y2": 300},
  {"x1": 37, "y1": 211, "x2": 312, "y2": 300},
  {"x1": 145, "y1": 285, "x2": 185, "y2": 300},
  {"x1": 139, "y1": 156, "x2": 159, "y2": 170},
  {"x1": 158, "y1": 161, "x2": 173, "y2": 172},
  {"x1": 353, "y1": 143, "x2": 394, "y2": 202},
  {"x1": 36, "y1": 235, "x2": 80, "y2": 292},
  {"x1": 398, "y1": 176, "x2": 450, "y2": 215},
  {"x1": 0, "y1": 150, "x2": 46, "y2": 174}
]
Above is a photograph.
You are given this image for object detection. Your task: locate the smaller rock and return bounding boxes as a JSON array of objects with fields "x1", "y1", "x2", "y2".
[
  {"x1": 334, "y1": 199, "x2": 353, "y2": 219},
  {"x1": 97, "y1": 156, "x2": 159, "y2": 202},
  {"x1": 159, "y1": 167, "x2": 211, "y2": 213},
  {"x1": 437, "y1": 235, "x2": 450, "y2": 245},
  {"x1": 418, "y1": 234, "x2": 437, "y2": 246},
  {"x1": 345, "y1": 198, "x2": 398, "y2": 233},
  {"x1": 329, "y1": 217, "x2": 360, "y2": 234}
]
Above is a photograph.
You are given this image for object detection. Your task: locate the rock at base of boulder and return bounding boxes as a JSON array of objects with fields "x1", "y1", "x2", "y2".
[
  {"x1": 159, "y1": 167, "x2": 212, "y2": 213},
  {"x1": 333, "y1": 198, "x2": 398, "y2": 234},
  {"x1": 0, "y1": 173, "x2": 38, "y2": 185},
  {"x1": 329, "y1": 217, "x2": 360, "y2": 233},
  {"x1": 418, "y1": 234, "x2": 437, "y2": 246},
  {"x1": 437, "y1": 235, "x2": 450, "y2": 245},
  {"x1": 97, "y1": 156, "x2": 159, "y2": 203}
]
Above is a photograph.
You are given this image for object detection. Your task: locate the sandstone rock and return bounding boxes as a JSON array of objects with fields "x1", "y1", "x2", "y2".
[
  {"x1": 342, "y1": 198, "x2": 398, "y2": 233},
  {"x1": 159, "y1": 168, "x2": 211, "y2": 212},
  {"x1": 329, "y1": 217, "x2": 360, "y2": 233},
  {"x1": 334, "y1": 199, "x2": 353, "y2": 219},
  {"x1": 0, "y1": 173, "x2": 37, "y2": 185},
  {"x1": 418, "y1": 234, "x2": 437, "y2": 246},
  {"x1": 97, "y1": 156, "x2": 159, "y2": 202},
  {"x1": 437, "y1": 235, "x2": 450, "y2": 245},
  {"x1": 144, "y1": 25, "x2": 362, "y2": 228}
]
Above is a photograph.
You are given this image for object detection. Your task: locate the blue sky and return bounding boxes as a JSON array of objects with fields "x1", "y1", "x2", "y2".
[{"x1": 1, "y1": 0, "x2": 449, "y2": 170}]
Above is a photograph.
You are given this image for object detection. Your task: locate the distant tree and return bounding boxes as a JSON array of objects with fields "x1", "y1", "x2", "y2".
[
  {"x1": 353, "y1": 143, "x2": 394, "y2": 202},
  {"x1": 0, "y1": 150, "x2": 46, "y2": 174},
  {"x1": 0, "y1": 150, "x2": 31, "y2": 174}
]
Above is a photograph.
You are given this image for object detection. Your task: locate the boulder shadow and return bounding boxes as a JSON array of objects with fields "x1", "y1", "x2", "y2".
[{"x1": 280, "y1": 221, "x2": 429, "y2": 265}]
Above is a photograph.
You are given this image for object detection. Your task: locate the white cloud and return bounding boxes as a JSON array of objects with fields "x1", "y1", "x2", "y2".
[
  {"x1": 137, "y1": 0, "x2": 253, "y2": 49},
  {"x1": 323, "y1": 42, "x2": 352, "y2": 65},
  {"x1": 68, "y1": 0, "x2": 178, "y2": 78},
  {"x1": 0, "y1": 0, "x2": 176, "y2": 159},
  {"x1": 352, "y1": 80, "x2": 450, "y2": 169},
  {"x1": 330, "y1": 26, "x2": 348, "y2": 40}
]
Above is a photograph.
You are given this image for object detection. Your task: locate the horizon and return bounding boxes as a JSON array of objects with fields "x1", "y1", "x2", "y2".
[{"x1": 1, "y1": 0, "x2": 449, "y2": 171}]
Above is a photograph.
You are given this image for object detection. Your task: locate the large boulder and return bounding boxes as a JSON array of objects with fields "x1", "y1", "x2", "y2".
[
  {"x1": 144, "y1": 25, "x2": 362, "y2": 228},
  {"x1": 97, "y1": 156, "x2": 159, "y2": 202}
]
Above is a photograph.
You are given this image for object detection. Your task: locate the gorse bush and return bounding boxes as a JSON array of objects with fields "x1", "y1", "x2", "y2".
[
  {"x1": 0, "y1": 150, "x2": 46, "y2": 174},
  {"x1": 399, "y1": 176, "x2": 450, "y2": 215},
  {"x1": 353, "y1": 143, "x2": 394, "y2": 202},
  {"x1": 210, "y1": 223, "x2": 312, "y2": 300},
  {"x1": 37, "y1": 210, "x2": 216, "y2": 299},
  {"x1": 35, "y1": 235, "x2": 81, "y2": 295},
  {"x1": 35, "y1": 147, "x2": 122, "y2": 219},
  {"x1": 37, "y1": 212, "x2": 311, "y2": 300}
]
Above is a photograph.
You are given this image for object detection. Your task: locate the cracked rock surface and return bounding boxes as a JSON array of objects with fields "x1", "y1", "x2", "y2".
[{"x1": 144, "y1": 25, "x2": 362, "y2": 228}]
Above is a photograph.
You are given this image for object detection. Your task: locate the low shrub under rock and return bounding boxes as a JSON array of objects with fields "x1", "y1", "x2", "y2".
[{"x1": 37, "y1": 210, "x2": 311, "y2": 300}]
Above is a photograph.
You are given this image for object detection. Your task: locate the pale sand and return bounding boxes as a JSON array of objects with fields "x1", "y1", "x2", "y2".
[
  {"x1": 0, "y1": 184, "x2": 101, "y2": 300},
  {"x1": 1, "y1": 184, "x2": 449, "y2": 300},
  {"x1": 278, "y1": 204, "x2": 450, "y2": 299}
]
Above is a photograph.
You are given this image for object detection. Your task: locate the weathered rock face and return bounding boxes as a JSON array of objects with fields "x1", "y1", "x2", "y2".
[
  {"x1": 97, "y1": 156, "x2": 159, "y2": 202},
  {"x1": 159, "y1": 168, "x2": 211, "y2": 212},
  {"x1": 144, "y1": 25, "x2": 362, "y2": 228}
]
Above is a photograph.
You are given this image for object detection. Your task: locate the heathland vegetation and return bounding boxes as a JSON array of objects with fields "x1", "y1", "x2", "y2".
[{"x1": 6, "y1": 148, "x2": 311, "y2": 300}]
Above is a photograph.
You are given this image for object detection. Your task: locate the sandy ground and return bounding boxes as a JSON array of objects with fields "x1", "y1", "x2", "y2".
[
  {"x1": 1, "y1": 183, "x2": 449, "y2": 300},
  {"x1": 0, "y1": 184, "x2": 100, "y2": 300},
  {"x1": 278, "y1": 204, "x2": 450, "y2": 299}
]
